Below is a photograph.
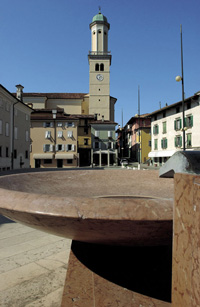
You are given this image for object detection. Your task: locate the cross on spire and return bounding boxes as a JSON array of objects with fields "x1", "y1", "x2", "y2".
[{"x1": 98, "y1": 6, "x2": 101, "y2": 13}]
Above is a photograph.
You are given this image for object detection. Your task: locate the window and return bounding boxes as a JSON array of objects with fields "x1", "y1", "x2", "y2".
[
  {"x1": 154, "y1": 139, "x2": 158, "y2": 150},
  {"x1": 56, "y1": 144, "x2": 65, "y2": 151},
  {"x1": 6, "y1": 147, "x2": 9, "y2": 157},
  {"x1": 58, "y1": 131, "x2": 63, "y2": 138},
  {"x1": 176, "y1": 107, "x2": 180, "y2": 113},
  {"x1": 67, "y1": 131, "x2": 73, "y2": 138},
  {"x1": 66, "y1": 144, "x2": 75, "y2": 151},
  {"x1": 174, "y1": 118, "x2": 182, "y2": 130},
  {"x1": 185, "y1": 115, "x2": 193, "y2": 128},
  {"x1": 148, "y1": 140, "x2": 151, "y2": 147},
  {"x1": 57, "y1": 122, "x2": 62, "y2": 127},
  {"x1": 43, "y1": 122, "x2": 53, "y2": 128},
  {"x1": 66, "y1": 122, "x2": 75, "y2": 128},
  {"x1": 44, "y1": 159, "x2": 52, "y2": 164},
  {"x1": 43, "y1": 144, "x2": 54, "y2": 152},
  {"x1": 95, "y1": 63, "x2": 99, "y2": 71},
  {"x1": 45, "y1": 131, "x2": 51, "y2": 139},
  {"x1": 187, "y1": 133, "x2": 192, "y2": 148},
  {"x1": 14, "y1": 149, "x2": 17, "y2": 159},
  {"x1": 0, "y1": 120, "x2": 2, "y2": 134},
  {"x1": 163, "y1": 111, "x2": 166, "y2": 118},
  {"x1": 162, "y1": 122, "x2": 167, "y2": 134},
  {"x1": 95, "y1": 131, "x2": 99, "y2": 137},
  {"x1": 100, "y1": 63, "x2": 104, "y2": 71},
  {"x1": 95, "y1": 142, "x2": 99, "y2": 149},
  {"x1": 108, "y1": 131, "x2": 112, "y2": 138},
  {"x1": 67, "y1": 159, "x2": 73, "y2": 164},
  {"x1": 84, "y1": 138, "x2": 88, "y2": 145},
  {"x1": 153, "y1": 125, "x2": 159, "y2": 135},
  {"x1": 26, "y1": 131, "x2": 29, "y2": 142},
  {"x1": 14, "y1": 127, "x2": 18, "y2": 140},
  {"x1": 25, "y1": 150, "x2": 28, "y2": 159},
  {"x1": 161, "y1": 138, "x2": 168, "y2": 149},
  {"x1": 175, "y1": 136, "x2": 182, "y2": 148},
  {"x1": 84, "y1": 127, "x2": 88, "y2": 135},
  {"x1": 107, "y1": 142, "x2": 113, "y2": 149}
]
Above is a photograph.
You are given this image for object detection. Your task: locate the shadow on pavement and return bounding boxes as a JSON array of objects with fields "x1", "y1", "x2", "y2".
[{"x1": 0, "y1": 214, "x2": 15, "y2": 225}]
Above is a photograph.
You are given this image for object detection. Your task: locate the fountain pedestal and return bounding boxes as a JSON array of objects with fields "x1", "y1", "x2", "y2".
[{"x1": 62, "y1": 241, "x2": 171, "y2": 307}]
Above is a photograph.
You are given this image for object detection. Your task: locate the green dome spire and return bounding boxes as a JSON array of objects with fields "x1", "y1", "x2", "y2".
[{"x1": 92, "y1": 7, "x2": 108, "y2": 23}]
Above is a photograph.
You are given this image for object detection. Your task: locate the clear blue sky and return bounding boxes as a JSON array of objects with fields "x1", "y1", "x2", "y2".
[{"x1": 1, "y1": 0, "x2": 200, "y2": 126}]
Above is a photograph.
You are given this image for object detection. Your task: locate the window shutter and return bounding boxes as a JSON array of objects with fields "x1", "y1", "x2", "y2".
[
  {"x1": 62, "y1": 144, "x2": 65, "y2": 151},
  {"x1": 184, "y1": 118, "x2": 187, "y2": 128},
  {"x1": 50, "y1": 145, "x2": 54, "y2": 152},
  {"x1": 174, "y1": 137, "x2": 177, "y2": 147},
  {"x1": 43, "y1": 122, "x2": 46, "y2": 128},
  {"x1": 180, "y1": 136, "x2": 182, "y2": 147},
  {"x1": 191, "y1": 115, "x2": 193, "y2": 127},
  {"x1": 50, "y1": 122, "x2": 54, "y2": 128},
  {"x1": 111, "y1": 142, "x2": 114, "y2": 149},
  {"x1": 45, "y1": 131, "x2": 48, "y2": 138},
  {"x1": 108, "y1": 131, "x2": 112, "y2": 137},
  {"x1": 43, "y1": 144, "x2": 46, "y2": 152},
  {"x1": 165, "y1": 139, "x2": 168, "y2": 148},
  {"x1": 174, "y1": 120, "x2": 177, "y2": 130},
  {"x1": 153, "y1": 126, "x2": 155, "y2": 134},
  {"x1": 72, "y1": 144, "x2": 75, "y2": 151},
  {"x1": 161, "y1": 139, "x2": 163, "y2": 149},
  {"x1": 66, "y1": 144, "x2": 69, "y2": 151},
  {"x1": 56, "y1": 144, "x2": 58, "y2": 151},
  {"x1": 72, "y1": 122, "x2": 75, "y2": 128}
]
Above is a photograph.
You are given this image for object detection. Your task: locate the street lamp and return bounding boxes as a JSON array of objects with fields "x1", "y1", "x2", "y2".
[{"x1": 175, "y1": 24, "x2": 185, "y2": 151}]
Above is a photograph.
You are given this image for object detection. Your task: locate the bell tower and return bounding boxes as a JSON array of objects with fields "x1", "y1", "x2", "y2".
[{"x1": 88, "y1": 9, "x2": 112, "y2": 120}]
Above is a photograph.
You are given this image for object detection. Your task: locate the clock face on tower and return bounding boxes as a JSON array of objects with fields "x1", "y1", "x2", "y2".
[{"x1": 96, "y1": 74, "x2": 104, "y2": 81}]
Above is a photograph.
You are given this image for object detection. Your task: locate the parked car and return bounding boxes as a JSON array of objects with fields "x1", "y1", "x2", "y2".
[{"x1": 120, "y1": 159, "x2": 129, "y2": 166}]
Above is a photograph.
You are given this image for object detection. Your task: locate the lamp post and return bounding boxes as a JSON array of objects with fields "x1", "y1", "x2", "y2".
[{"x1": 175, "y1": 24, "x2": 186, "y2": 151}]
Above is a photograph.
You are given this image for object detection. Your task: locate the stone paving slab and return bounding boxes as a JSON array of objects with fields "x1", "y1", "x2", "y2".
[{"x1": 0, "y1": 215, "x2": 71, "y2": 307}]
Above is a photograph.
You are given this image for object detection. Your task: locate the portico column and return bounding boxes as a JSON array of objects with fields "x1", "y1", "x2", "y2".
[
  {"x1": 107, "y1": 150, "x2": 110, "y2": 167},
  {"x1": 99, "y1": 149, "x2": 101, "y2": 167}
]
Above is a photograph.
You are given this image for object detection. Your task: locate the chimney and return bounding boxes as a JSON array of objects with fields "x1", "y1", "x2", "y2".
[
  {"x1": 102, "y1": 115, "x2": 104, "y2": 122},
  {"x1": 16, "y1": 84, "x2": 24, "y2": 101}
]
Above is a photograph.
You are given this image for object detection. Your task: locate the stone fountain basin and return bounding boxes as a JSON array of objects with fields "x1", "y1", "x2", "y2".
[{"x1": 0, "y1": 169, "x2": 173, "y2": 246}]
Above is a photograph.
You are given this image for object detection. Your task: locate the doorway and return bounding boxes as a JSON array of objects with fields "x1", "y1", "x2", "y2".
[
  {"x1": 57, "y1": 159, "x2": 63, "y2": 168},
  {"x1": 35, "y1": 159, "x2": 41, "y2": 168}
]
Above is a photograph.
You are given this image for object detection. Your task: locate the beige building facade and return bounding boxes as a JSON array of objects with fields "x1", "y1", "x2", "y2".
[
  {"x1": 0, "y1": 84, "x2": 32, "y2": 171},
  {"x1": 30, "y1": 109, "x2": 79, "y2": 168}
]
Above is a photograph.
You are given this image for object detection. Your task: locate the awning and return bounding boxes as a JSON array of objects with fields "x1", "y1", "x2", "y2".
[
  {"x1": 148, "y1": 150, "x2": 176, "y2": 158},
  {"x1": 55, "y1": 153, "x2": 74, "y2": 159},
  {"x1": 33, "y1": 154, "x2": 54, "y2": 159}
]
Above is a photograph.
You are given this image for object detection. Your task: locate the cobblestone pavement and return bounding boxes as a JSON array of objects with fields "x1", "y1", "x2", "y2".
[{"x1": 0, "y1": 215, "x2": 71, "y2": 307}]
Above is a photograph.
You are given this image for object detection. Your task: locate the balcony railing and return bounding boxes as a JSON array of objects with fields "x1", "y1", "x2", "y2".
[{"x1": 88, "y1": 51, "x2": 111, "y2": 56}]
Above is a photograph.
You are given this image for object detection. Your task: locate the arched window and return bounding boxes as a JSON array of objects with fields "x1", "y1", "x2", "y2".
[
  {"x1": 100, "y1": 63, "x2": 104, "y2": 71},
  {"x1": 95, "y1": 63, "x2": 99, "y2": 71}
]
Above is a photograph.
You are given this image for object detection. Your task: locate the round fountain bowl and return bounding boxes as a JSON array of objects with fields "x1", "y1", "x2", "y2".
[{"x1": 0, "y1": 169, "x2": 173, "y2": 246}]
